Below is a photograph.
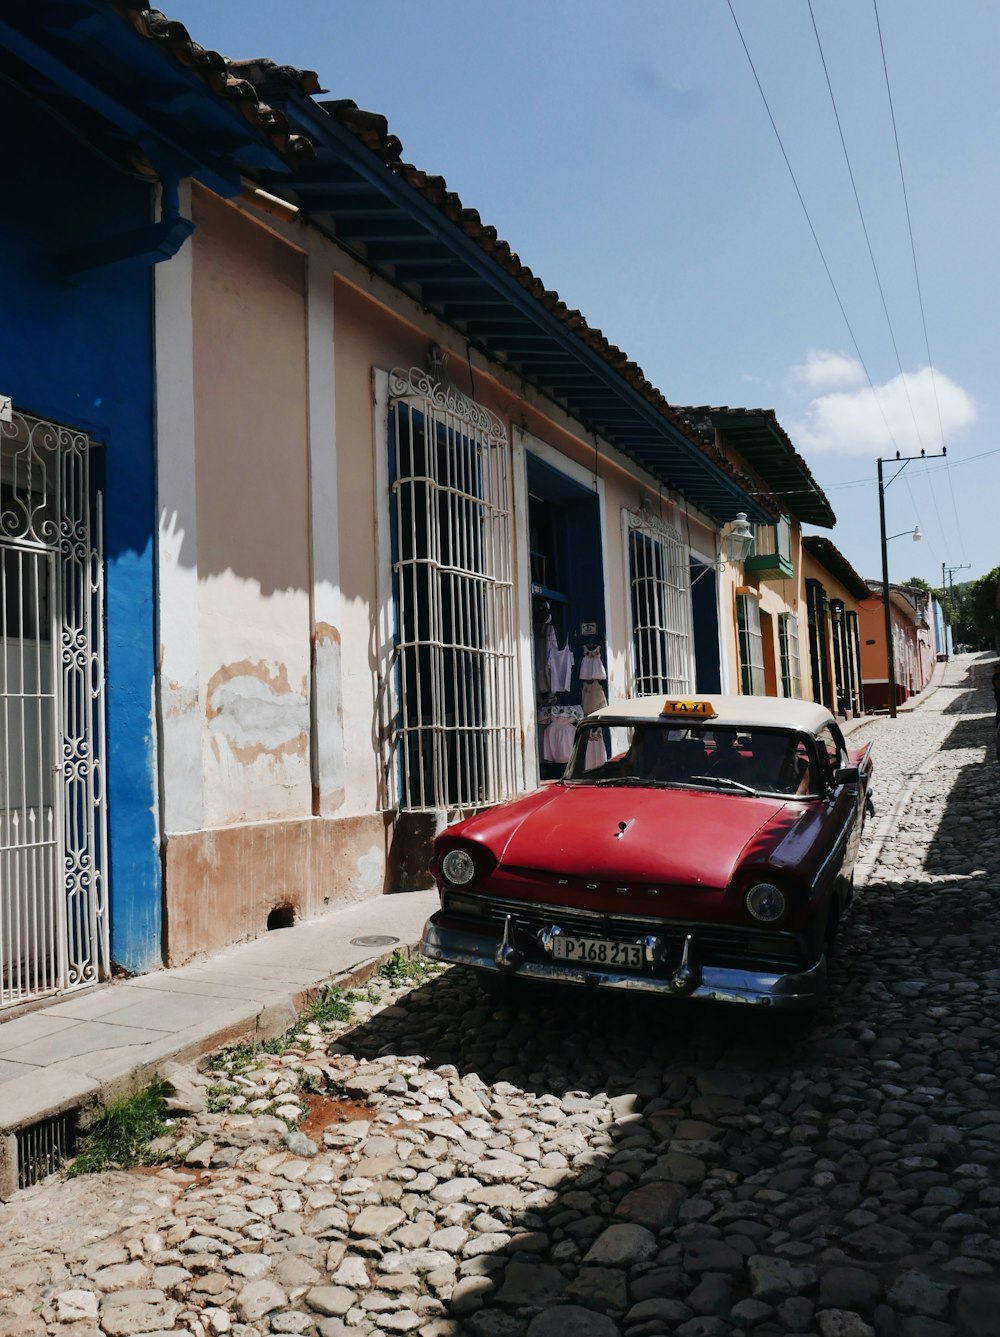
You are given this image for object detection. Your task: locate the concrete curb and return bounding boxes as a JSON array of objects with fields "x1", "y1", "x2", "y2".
[
  {"x1": 854, "y1": 747, "x2": 938, "y2": 889},
  {"x1": 0, "y1": 938, "x2": 425, "y2": 1199},
  {"x1": 853, "y1": 658, "x2": 979, "y2": 888}
]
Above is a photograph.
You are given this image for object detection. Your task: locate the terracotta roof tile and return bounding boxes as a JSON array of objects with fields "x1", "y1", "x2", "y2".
[
  {"x1": 675, "y1": 404, "x2": 834, "y2": 527},
  {"x1": 803, "y1": 536, "x2": 870, "y2": 600},
  {"x1": 311, "y1": 96, "x2": 769, "y2": 503},
  {"x1": 112, "y1": 4, "x2": 316, "y2": 164}
]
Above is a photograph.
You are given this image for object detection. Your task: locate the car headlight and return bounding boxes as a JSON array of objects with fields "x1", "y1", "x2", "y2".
[
  {"x1": 444, "y1": 892, "x2": 483, "y2": 917},
  {"x1": 441, "y1": 848, "x2": 476, "y2": 886},
  {"x1": 746, "y1": 882, "x2": 787, "y2": 923}
]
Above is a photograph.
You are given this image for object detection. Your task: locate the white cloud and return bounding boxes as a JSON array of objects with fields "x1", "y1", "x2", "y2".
[
  {"x1": 788, "y1": 366, "x2": 976, "y2": 456},
  {"x1": 790, "y1": 348, "x2": 865, "y2": 393}
]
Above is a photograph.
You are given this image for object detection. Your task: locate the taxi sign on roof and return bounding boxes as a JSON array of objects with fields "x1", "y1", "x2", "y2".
[{"x1": 660, "y1": 699, "x2": 717, "y2": 719}]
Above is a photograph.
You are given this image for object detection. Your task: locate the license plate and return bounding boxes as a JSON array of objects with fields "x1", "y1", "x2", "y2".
[{"x1": 553, "y1": 935, "x2": 643, "y2": 969}]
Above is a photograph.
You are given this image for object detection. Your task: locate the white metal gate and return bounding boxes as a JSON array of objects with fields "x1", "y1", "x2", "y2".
[{"x1": 1, "y1": 406, "x2": 108, "y2": 1008}]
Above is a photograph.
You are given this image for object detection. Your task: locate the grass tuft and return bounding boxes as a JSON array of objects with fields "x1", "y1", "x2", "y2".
[
  {"x1": 378, "y1": 948, "x2": 441, "y2": 987},
  {"x1": 296, "y1": 986, "x2": 356, "y2": 1030},
  {"x1": 67, "y1": 1082, "x2": 170, "y2": 1176}
]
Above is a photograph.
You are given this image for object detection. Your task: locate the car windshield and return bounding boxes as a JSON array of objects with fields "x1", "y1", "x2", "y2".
[{"x1": 563, "y1": 722, "x2": 822, "y2": 798}]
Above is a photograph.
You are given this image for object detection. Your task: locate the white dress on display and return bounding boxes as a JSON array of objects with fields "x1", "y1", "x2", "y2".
[
  {"x1": 581, "y1": 680, "x2": 608, "y2": 715},
  {"x1": 584, "y1": 730, "x2": 608, "y2": 770},
  {"x1": 579, "y1": 646, "x2": 607, "y2": 681},
  {"x1": 546, "y1": 629, "x2": 575, "y2": 694},
  {"x1": 543, "y1": 712, "x2": 576, "y2": 763}
]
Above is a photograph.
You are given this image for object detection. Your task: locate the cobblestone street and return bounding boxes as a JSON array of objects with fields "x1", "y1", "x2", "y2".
[{"x1": 2, "y1": 654, "x2": 998, "y2": 1337}]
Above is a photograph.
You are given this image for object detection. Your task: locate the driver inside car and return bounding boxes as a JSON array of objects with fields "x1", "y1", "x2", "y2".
[
  {"x1": 633, "y1": 730, "x2": 706, "y2": 783},
  {"x1": 706, "y1": 731, "x2": 748, "y2": 782}
]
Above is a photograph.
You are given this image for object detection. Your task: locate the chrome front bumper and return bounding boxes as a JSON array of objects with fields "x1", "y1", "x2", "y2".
[{"x1": 421, "y1": 911, "x2": 827, "y2": 1009}]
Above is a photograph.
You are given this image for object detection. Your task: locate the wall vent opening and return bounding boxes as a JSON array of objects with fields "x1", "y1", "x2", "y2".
[
  {"x1": 17, "y1": 1111, "x2": 78, "y2": 1189},
  {"x1": 266, "y1": 906, "x2": 295, "y2": 931}
]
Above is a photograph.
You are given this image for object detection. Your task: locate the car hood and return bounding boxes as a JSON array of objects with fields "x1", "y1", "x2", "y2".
[{"x1": 461, "y1": 783, "x2": 793, "y2": 889}]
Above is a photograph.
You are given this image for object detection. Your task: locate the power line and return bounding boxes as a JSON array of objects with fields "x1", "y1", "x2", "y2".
[
  {"x1": 764, "y1": 444, "x2": 1000, "y2": 496},
  {"x1": 807, "y1": 0, "x2": 946, "y2": 563},
  {"x1": 873, "y1": 0, "x2": 968, "y2": 563},
  {"x1": 872, "y1": 0, "x2": 942, "y2": 446},
  {"x1": 821, "y1": 446, "x2": 1000, "y2": 517},
  {"x1": 725, "y1": 0, "x2": 902, "y2": 455},
  {"x1": 807, "y1": 0, "x2": 926, "y2": 455},
  {"x1": 731, "y1": 0, "x2": 974, "y2": 568}
]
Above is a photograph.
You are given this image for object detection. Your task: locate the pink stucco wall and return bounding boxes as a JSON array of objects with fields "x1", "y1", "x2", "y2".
[{"x1": 191, "y1": 186, "x2": 312, "y2": 826}]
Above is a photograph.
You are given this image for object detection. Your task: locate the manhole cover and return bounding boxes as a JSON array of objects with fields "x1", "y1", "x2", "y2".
[{"x1": 350, "y1": 935, "x2": 400, "y2": 947}]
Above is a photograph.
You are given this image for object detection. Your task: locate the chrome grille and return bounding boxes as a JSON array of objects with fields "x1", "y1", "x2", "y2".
[{"x1": 451, "y1": 895, "x2": 805, "y2": 969}]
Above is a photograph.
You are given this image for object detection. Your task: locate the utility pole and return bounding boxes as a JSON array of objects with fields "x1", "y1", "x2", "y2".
[
  {"x1": 941, "y1": 561, "x2": 951, "y2": 660},
  {"x1": 943, "y1": 562, "x2": 971, "y2": 653},
  {"x1": 877, "y1": 448, "x2": 946, "y2": 718}
]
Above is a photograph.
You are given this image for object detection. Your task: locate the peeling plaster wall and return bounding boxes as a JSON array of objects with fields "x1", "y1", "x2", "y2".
[
  {"x1": 333, "y1": 280, "x2": 428, "y2": 817},
  {"x1": 191, "y1": 190, "x2": 312, "y2": 825},
  {"x1": 157, "y1": 190, "x2": 343, "y2": 960},
  {"x1": 159, "y1": 197, "x2": 735, "y2": 959},
  {"x1": 164, "y1": 812, "x2": 390, "y2": 965}
]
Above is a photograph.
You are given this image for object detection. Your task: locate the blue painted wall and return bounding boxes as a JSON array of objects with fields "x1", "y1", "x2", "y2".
[{"x1": 1, "y1": 89, "x2": 162, "y2": 972}]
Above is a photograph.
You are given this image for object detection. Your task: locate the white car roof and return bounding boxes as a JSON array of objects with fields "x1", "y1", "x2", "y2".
[{"x1": 587, "y1": 694, "x2": 836, "y2": 736}]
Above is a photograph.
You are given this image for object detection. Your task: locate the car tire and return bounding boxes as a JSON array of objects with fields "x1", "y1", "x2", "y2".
[
  {"x1": 476, "y1": 970, "x2": 527, "y2": 1003},
  {"x1": 844, "y1": 872, "x2": 856, "y2": 911},
  {"x1": 824, "y1": 899, "x2": 841, "y2": 956}
]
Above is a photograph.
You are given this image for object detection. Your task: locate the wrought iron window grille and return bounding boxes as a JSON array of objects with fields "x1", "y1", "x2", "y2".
[
  {"x1": 625, "y1": 503, "x2": 693, "y2": 697},
  {"x1": 736, "y1": 592, "x2": 766, "y2": 696},
  {"x1": 385, "y1": 365, "x2": 517, "y2": 814}
]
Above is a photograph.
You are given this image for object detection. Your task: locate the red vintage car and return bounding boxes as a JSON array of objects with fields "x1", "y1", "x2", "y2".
[{"x1": 421, "y1": 696, "x2": 874, "y2": 1008}]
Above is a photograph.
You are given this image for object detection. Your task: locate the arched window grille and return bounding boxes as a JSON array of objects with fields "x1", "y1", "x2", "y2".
[
  {"x1": 626, "y1": 507, "x2": 693, "y2": 696},
  {"x1": 386, "y1": 368, "x2": 517, "y2": 813}
]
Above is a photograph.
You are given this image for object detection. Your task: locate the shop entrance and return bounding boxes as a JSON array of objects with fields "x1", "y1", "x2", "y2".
[
  {"x1": 689, "y1": 558, "x2": 722, "y2": 693},
  {"x1": 526, "y1": 455, "x2": 607, "y2": 780}
]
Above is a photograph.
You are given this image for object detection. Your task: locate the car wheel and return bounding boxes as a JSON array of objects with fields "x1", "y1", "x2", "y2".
[
  {"x1": 824, "y1": 899, "x2": 841, "y2": 956},
  {"x1": 477, "y1": 970, "x2": 528, "y2": 1003}
]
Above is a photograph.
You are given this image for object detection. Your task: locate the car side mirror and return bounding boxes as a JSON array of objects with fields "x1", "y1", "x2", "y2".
[{"x1": 834, "y1": 765, "x2": 860, "y2": 786}]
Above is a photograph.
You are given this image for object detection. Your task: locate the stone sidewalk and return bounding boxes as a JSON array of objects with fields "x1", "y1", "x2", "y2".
[
  {"x1": 0, "y1": 652, "x2": 997, "y2": 1337},
  {"x1": 0, "y1": 888, "x2": 438, "y2": 1193},
  {"x1": 0, "y1": 653, "x2": 955, "y2": 1196}
]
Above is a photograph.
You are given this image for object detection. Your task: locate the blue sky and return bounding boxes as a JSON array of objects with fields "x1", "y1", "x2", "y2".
[{"x1": 163, "y1": 0, "x2": 999, "y2": 592}]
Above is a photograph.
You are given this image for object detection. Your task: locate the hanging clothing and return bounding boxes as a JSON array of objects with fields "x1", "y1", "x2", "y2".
[
  {"x1": 579, "y1": 646, "x2": 607, "y2": 681},
  {"x1": 546, "y1": 630, "x2": 574, "y2": 694},
  {"x1": 581, "y1": 680, "x2": 608, "y2": 716},
  {"x1": 543, "y1": 712, "x2": 576, "y2": 763},
  {"x1": 584, "y1": 730, "x2": 608, "y2": 771}
]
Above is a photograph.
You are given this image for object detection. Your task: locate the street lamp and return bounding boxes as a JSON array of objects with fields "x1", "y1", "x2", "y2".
[
  {"x1": 877, "y1": 451, "x2": 944, "y2": 719},
  {"x1": 688, "y1": 511, "x2": 756, "y2": 587},
  {"x1": 886, "y1": 526, "x2": 922, "y2": 543},
  {"x1": 722, "y1": 512, "x2": 755, "y2": 564}
]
